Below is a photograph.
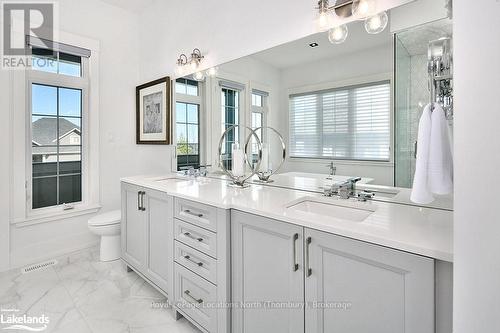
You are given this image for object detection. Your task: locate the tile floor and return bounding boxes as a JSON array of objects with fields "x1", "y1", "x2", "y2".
[{"x1": 0, "y1": 247, "x2": 200, "y2": 333}]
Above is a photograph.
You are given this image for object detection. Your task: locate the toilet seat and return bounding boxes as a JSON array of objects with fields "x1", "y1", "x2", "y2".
[{"x1": 88, "y1": 210, "x2": 121, "y2": 227}]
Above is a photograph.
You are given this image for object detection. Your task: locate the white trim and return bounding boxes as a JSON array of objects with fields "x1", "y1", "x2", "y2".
[
  {"x1": 12, "y1": 204, "x2": 101, "y2": 227},
  {"x1": 173, "y1": 78, "x2": 205, "y2": 168}
]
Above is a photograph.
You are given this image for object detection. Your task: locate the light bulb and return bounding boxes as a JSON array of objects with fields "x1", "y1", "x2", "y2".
[
  {"x1": 175, "y1": 65, "x2": 185, "y2": 77},
  {"x1": 364, "y1": 11, "x2": 388, "y2": 34},
  {"x1": 190, "y1": 59, "x2": 199, "y2": 71},
  {"x1": 316, "y1": 11, "x2": 333, "y2": 32},
  {"x1": 206, "y1": 67, "x2": 218, "y2": 77},
  {"x1": 328, "y1": 25, "x2": 348, "y2": 44},
  {"x1": 352, "y1": 0, "x2": 376, "y2": 18},
  {"x1": 192, "y1": 71, "x2": 205, "y2": 81}
]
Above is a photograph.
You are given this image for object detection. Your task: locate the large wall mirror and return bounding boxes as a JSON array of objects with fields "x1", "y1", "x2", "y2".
[{"x1": 173, "y1": 0, "x2": 453, "y2": 210}]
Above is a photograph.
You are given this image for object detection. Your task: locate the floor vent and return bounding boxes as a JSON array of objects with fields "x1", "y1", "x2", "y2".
[{"x1": 21, "y1": 259, "x2": 58, "y2": 274}]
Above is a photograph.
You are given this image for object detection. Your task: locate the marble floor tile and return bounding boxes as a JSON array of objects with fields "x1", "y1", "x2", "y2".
[{"x1": 0, "y1": 247, "x2": 200, "y2": 333}]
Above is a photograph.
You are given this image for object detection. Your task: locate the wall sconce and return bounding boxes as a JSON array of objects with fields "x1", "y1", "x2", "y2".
[
  {"x1": 315, "y1": 0, "x2": 388, "y2": 44},
  {"x1": 175, "y1": 48, "x2": 218, "y2": 81}
]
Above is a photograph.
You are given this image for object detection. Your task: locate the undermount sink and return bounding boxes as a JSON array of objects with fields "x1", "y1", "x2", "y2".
[{"x1": 287, "y1": 197, "x2": 376, "y2": 222}]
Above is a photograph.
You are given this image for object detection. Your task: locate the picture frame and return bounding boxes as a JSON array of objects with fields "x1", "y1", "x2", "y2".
[{"x1": 136, "y1": 77, "x2": 171, "y2": 144}]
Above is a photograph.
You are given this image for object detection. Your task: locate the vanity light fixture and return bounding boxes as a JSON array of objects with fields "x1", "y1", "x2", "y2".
[
  {"x1": 176, "y1": 48, "x2": 204, "y2": 76},
  {"x1": 176, "y1": 48, "x2": 218, "y2": 80},
  {"x1": 315, "y1": 0, "x2": 388, "y2": 44}
]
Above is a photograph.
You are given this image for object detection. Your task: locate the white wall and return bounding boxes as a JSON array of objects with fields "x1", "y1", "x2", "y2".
[
  {"x1": 453, "y1": 1, "x2": 500, "y2": 332},
  {"x1": 0, "y1": 55, "x2": 11, "y2": 272},
  {"x1": 1, "y1": 0, "x2": 172, "y2": 270}
]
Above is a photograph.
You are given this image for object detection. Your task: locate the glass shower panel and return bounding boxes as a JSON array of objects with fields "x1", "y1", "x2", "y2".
[{"x1": 394, "y1": 36, "x2": 413, "y2": 188}]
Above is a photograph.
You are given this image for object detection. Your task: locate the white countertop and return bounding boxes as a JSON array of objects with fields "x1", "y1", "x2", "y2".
[{"x1": 121, "y1": 174, "x2": 453, "y2": 262}]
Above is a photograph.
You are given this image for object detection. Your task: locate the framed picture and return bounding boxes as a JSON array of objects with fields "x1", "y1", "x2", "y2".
[{"x1": 136, "y1": 77, "x2": 171, "y2": 144}]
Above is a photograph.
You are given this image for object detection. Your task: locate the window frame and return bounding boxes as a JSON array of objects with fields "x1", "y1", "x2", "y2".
[
  {"x1": 26, "y1": 55, "x2": 90, "y2": 214},
  {"x1": 9, "y1": 31, "x2": 102, "y2": 225},
  {"x1": 287, "y1": 74, "x2": 394, "y2": 164},
  {"x1": 174, "y1": 78, "x2": 204, "y2": 170},
  {"x1": 251, "y1": 89, "x2": 268, "y2": 139}
]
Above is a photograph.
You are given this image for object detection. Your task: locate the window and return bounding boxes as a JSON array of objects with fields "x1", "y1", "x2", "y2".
[
  {"x1": 28, "y1": 41, "x2": 90, "y2": 210},
  {"x1": 175, "y1": 78, "x2": 201, "y2": 170},
  {"x1": 175, "y1": 78, "x2": 199, "y2": 96},
  {"x1": 289, "y1": 81, "x2": 391, "y2": 161},
  {"x1": 221, "y1": 87, "x2": 240, "y2": 170},
  {"x1": 251, "y1": 89, "x2": 268, "y2": 155}
]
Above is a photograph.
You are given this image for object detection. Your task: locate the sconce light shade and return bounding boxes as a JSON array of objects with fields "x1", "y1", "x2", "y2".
[
  {"x1": 328, "y1": 24, "x2": 348, "y2": 44},
  {"x1": 364, "y1": 11, "x2": 388, "y2": 34},
  {"x1": 352, "y1": 0, "x2": 377, "y2": 19},
  {"x1": 316, "y1": 11, "x2": 334, "y2": 32},
  {"x1": 192, "y1": 71, "x2": 205, "y2": 81},
  {"x1": 206, "y1": 67, "x2": 218, "y2": 77},
  {"x1": 175, "y1": 65, "x2": 185, "y2": 77}
]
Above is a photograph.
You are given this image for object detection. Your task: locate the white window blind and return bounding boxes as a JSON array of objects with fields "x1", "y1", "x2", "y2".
[{"x1": 289, "y1": 81, "x2": 391, "y2": 161}]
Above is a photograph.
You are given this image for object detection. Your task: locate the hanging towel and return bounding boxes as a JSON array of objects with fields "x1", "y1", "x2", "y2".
[
  {"x1": 428, "y1": 103, "x2": 454, "y2": 194},
  {"x1": 410, "y1": 104, "x2": 434, "y2": 204}
]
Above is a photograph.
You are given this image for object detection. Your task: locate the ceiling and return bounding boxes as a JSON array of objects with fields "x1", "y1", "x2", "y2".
[
  {"x1": 99, "y1": 0, "x2": 154, "y2": 12},
  {"x1": 251, "y1": 21, "x2": 392, "y2": 69}
]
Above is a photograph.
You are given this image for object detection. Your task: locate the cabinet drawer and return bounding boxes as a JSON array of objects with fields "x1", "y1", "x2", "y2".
[
  {"x1": 175, "y1": 198, "x2": 217, "y2": 232},
  {"x1": 175, "y1": 240, "x2": 217, "y2": 284},
  {"x1": 175, "y1": 263, "x2": 217, "y2": 333},
  {"x1": 175, "y1": 219, "x2": 217, "y2": 258}
]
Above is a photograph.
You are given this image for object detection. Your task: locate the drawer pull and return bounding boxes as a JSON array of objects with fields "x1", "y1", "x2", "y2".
[
  {"x1": 183, "y1": 232, "x2": 203, "y2": 242},
  {"x1": 184, "y1": 290, "x2": 203, "y2": 304},
  {"x1": 306, "y1": 236, "x2": 312, "y2": 277},
  {"x1": 183, "y1": 209, "x2": 203, "y2": 218},
  {"x1": 184, "y1": 255, "x2": 203, "y2": 267},
  {"x1": 292, "y1": 233, "x2": 299, "y2": 272}
]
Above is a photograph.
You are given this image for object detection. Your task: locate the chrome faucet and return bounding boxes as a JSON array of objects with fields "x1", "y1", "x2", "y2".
[
  {"x1": 326, "y1": 161, "x2": 337, "y2": 180},
  {"x1": 180, "y1": 165, "x2": 212, "y2": 177},
  {"x1": 324, "y1": 177, "x2": 362, "y2": 199}
]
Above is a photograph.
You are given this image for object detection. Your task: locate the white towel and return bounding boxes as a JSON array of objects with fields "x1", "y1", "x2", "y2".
[
  {"x1": 428, "y1": 104, "x2": 453, "y2": 194},
  {"x1": 410, "y1": 104, "x2": 434, "y2": 204}
]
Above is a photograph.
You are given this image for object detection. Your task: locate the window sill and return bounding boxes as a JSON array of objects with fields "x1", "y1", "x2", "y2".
[{"x1": 12, "y1": 204, "x2": 102, "y2": 228}]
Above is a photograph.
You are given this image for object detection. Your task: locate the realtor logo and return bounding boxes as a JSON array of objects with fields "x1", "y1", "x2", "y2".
[
  {"x1": 0, "y1": 308, "x2": 50, "y2": 331},
  {"x1": 1, "y1": 1, "x2": 58, "y2": 69}
]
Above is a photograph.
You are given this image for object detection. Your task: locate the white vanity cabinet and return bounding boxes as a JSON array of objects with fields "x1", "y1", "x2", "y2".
[
  {"x1": 173, "y1": 198, "x2": 231, "y2": 333},
  {"x1": 121, "y1": 182, "x2": 173, "y2": 296},
  {"x1": 231, "y1": 210, "x2": 305, "y2": 333},
  {"x1": 305, "y1": 229, "x2": 434, "y2": 333},
  {"x1": 231, "y1": 210, "x2": 435, "y2": 333}
]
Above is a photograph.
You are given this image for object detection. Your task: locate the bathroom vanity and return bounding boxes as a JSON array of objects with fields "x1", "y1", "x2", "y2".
[{"x1": 120, "y1": 175, "x2": 453, "y2": 333}]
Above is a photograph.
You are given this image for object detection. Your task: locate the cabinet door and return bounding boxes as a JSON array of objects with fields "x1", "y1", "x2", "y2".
[
  {"x1": 231, "y1": 211, "x2": 304, "y2": 333},
  {"x1": 121, "y1": 183, "x2": 146, "y2": 270},
  {"x1": 305, "y1": 229, "x2": 434, "y2": 333},
  {"x1": 144, "y1": 189, "x2": 173, "y2": 295}
]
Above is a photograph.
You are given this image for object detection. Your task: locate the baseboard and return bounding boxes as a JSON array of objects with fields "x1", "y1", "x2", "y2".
[{"x1": 7, "y1": 233, "x2": 99, "y2": 272}]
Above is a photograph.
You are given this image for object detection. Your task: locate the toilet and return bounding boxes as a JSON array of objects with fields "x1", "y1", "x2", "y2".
[{"x1": 88, "y1": 210, "x2": 121, "y2": 262}]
